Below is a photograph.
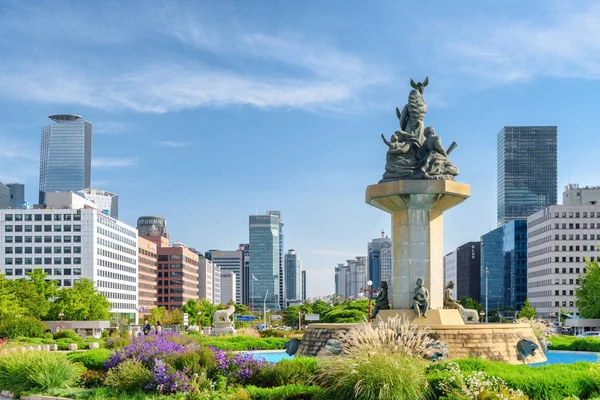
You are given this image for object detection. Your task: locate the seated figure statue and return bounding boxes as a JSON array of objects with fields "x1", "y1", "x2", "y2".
[
  {"x1": 419, "y1": 126, "x2": 459, "y2": 179},
  {"x1": 413, "y1": 278, "x2": 429, "y2": 318},
  {"x1": 443, "y1": 281, "x2": 480, "y2": 323},
  {"x1": 370, "y1": 281, "x2": 390, "y2": 319}
]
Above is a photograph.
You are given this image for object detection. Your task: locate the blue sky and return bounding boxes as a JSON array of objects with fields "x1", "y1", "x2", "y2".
[{"x1": 1, "y1": 0, "x2": 599, "y2": 297}]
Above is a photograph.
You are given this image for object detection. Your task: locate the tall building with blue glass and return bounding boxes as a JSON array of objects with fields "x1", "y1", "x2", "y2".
[
  {"x1": 249, "y1": 214, "x2": 280, "y2": 311},
  {"x1": 368, "y1": 234, "x2": 392, "y2": 289},
  {"x1": 481, "y1": 220, "x2": 528, "y2": 312},
  {"x1": 497, "y1": 126, "x2": 557, "y2": 226},
  {"x1": 39, "y1": 114, "x2": 92, "y2": 204},
  {"x1": 266, "y1": 211, "x2": 285, "y2": 310},
  {"x1": 284, "y1": 249, "x2": 302, "y2": 303}
]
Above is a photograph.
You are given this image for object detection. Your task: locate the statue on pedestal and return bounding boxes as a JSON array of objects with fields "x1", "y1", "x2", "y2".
[
  {"x1": 443, "y1": 281, "x2": 480, "y2": 323},
  {"x1": 413, "y1": 278, "x2": 430, "y2": 318},
  {"x1": 370, "y1": 281, "x2": 390, "y2": 319},
  {"x1": 379, "y1": 77, "x2": 460, "y2": 183}
]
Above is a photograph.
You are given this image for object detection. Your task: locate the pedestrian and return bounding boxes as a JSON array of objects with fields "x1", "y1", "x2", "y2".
[
  {"x1": 155, "y1": 320, "x2": 163, "y2": 334},
  {"x1": 142, "y1": 320, "x2": 151, "y2": 335}
]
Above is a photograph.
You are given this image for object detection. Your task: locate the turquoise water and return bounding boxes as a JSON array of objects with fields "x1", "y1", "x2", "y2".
[
  {"x1": 532, "y1": 350, "x2": 600, "y2": 366},
  {"x1": 247, "y1": 350, "x2": 293, "y2": 363}
]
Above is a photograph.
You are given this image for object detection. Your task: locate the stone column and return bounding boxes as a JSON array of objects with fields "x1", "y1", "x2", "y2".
[{"x1": 366, "y1": 180, "x2": 470, "y2": 310}]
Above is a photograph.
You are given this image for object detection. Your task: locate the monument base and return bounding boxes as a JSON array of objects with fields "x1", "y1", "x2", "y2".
[
  {"x1": 211, "y1": 322, "x2": 236, "y2": 336},
  {"x1": 374, "y1": 309, "x2": 465, "y2": 326}
]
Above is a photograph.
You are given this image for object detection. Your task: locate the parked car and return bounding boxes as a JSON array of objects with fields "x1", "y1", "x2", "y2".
[{"x1": 576, "y1": 331, "x2": 600, "y2": 338}]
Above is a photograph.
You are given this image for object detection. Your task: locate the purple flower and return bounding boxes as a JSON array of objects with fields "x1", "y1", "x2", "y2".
[
  {"x1": 152, "y1": 359, "x2": 191, "y2": 394},
  {"x1": 211, "y1": 347, "x2": 269, "y2": 384}
]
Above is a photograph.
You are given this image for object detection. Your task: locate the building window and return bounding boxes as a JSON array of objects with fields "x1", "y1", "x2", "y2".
[
  {"x1": 64, "y1": 258, "x2": 71, "y2": 264},
  {"x1": 5, "y1": 215, "x2": 13, "y2": 222},
  {"x1": 73, "y1": 214, "x2": 81, "y2": 221},
  {"x1": 4, "y1": 225, "x2": 13, "y2": 232},
  {"x1": 14, "y1": 214, "x2": 22, "y2": 221},
  {"x1": 54, "y1": 268, "x2": 61, "y2": 275},
  {"x1": 5, "y1": 236, "x2": 12, "y2": 243},
  {"x1": 64, "y1": 247, "x2": 71, "y2": 254},
  {"x1": 54, "y1": 247, "x2": 61, "y2": 254},
  {"x1": 54, "y1": 214, "x2": 61, "y2": 221},
  {"x1": 74, "y1": 258, "x2": 81, "y2": 264},
  {"x1": 5, "y1": 247, "x2": 12, "y2": 254},
  {"x1": 44, "y1": 215, "x2": 51, "y2": 221},
  {"x1": 5, "y1": 258, "x2": 13, "y2": 265},
  {"x1": 54, "y1": 225, "x2": 62, "y2": 232},
  {"x1": 34, "y1": 225, "x2": 42, "y2": 232},
  {"x1": 73, "y1": 225, "x2": 81, "y2": 232},
  {"x1": 24, "y1": 247, "x2": 32, "y2": 254},
  {"x1": 44, "y1": 247, "x2": 51, "y2": 254},
  {"x1": 44, "y1": 258, "x2": 52, "y2": 264},
  {"x1": 64, "y1": 214, "x2": 71, "y2": 221},
  {"x1": 74, "y1": 247, "x2": 81, "y2": 254},
  {"x1": 44, "y1": 225, "x2": 51, "y2": 232},
  {"x1": 64, "y1": 225, "x2": 71, "y2": 232},
  {"x1": 73, "y1": 268, "x2": 81, "y2": 275},
  {"x1": 34, "y1": 258, "x2": 42, "y2": 265},
  {"x1": 34, "y1": 214, "x2": 42, "y2": 221},
  {"x1": 74, "y1": 236, "x2": 81, "y2": 243}
]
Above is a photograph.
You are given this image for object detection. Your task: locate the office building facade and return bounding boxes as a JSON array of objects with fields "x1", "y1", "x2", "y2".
[
  {"x1": 334, "y1": 256, "x2": 367, "y2": 299},
  {"x1": 443, "y1": 250, "x2": 457, "y2": 295},
  {"x1": 301, "y1": 270, "x2": 306, "y2": 300},
  {"x1": 284, "y1": 249, "x2": 302, "y2": 302},
  {"x1": 527, "y1": 186, "x2": 600, "y2": 318},
  {"x1": 138, "y1": 237, "x2": 158, "y2": 317},
  {"x1": 0, "y1": 183, "x2": 9, "y2": 209},
  {"x1": 0, "y1": 194, "x2": 138, "y2": 322},
  {"x1": 456, "y1": 242, "x2": 481, "y2": 301},
  {"x1": 206, "y1": 249, "x2": 244, "y2": 304},
  {"x1": 481, "y1": 220, "x2": 528, "y2": 312},
  {"x1": 497, "y1": 126, "x2": 557, "y2": 226},
  {"x1": 249, "y1": 214, "x2": 280, "y2": 310},
  {"x1": 78, "y1": 188, "x2": 118, "y2": 219},
  {"x1": 7, "y1": 184, "x2": 25, "y2": 208},
  {"x1": 267, "y1": 211, "x2": 285, "y2": 310},
  {"x1": 220, "y1": 271, "x2": 236, "y2": 304},
  {"x1": 137, "y1": 216, "x2": 169, "y2": 239},
  {"x1": 239, "y1": 244, "x2": 250, "y2": 305},
  {"x1": 39, "y1": 114, "x2": 92, "y2": 204},
  {"x1": 368, "y1": 233, "x2": 392, "y2": 289}
]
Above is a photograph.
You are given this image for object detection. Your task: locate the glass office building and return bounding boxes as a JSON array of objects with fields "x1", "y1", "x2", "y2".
[
  {"x1": 249, "y1": 214, "x2": 280, "y2": 310},
  {"x1": 0, "y1": 182, "x2": 9, "y2": 209},
  {"x1": 481, "y1": 220, "x2": 528, "y2": 312},
  {"x1": 39, "y1": 114, "x2": 92, "y2": 204},
  {"x1": 284, "y1": 249, "x2": 302, "y2": 302},
  {"x1": 267, "y1": 211, "x2": 285, "y2": 309},
  {"x1": 497, "y1": 126, "x2": 557, "y2": 226},
  {"x1": 7, "y1": 184, "x2": 25, "y2": 208}
]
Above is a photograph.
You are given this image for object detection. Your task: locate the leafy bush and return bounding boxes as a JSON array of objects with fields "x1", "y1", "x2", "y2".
[
  {"x1": 212, "y1": 347, "x2": 269, "y2": 385},
  {"x1": 80, "y1": 370, "x2": 107, "y2": 388},
  {"x1": 245, "y1": 384, "x2": 327, "y2": 400},
  {"x1": 191, "y1": 335, "x2": 288, "y2": 351},
  {"x1": 314, "y1": 352, "x2": 430, "y2": 400},
  {"x1": 549, "y1": 335, "x2": 600, "y2": 352},
  {"x1": 0, "y1": 317, "x2": 46, "y2": 339},
  {"x1": 44, "y1": 332, "x2": 54, "y2": 339},
  {"x1": 54, "y1": 329, "x2": 81, "y2": 341},
  {"x1": 68, "y1": 348, "x2": 111, "y2": 371},
  {"x1": 104, "y1": 359, "x2": 153, "y2": 393},
  {"x1": 0, "y1": 351, "x2": 84, "y2": 396},
  {"x1": 260, "y1": 329, "x2": 288, "y2": 338},
  {"x1": 105, "y1": 336, "x2": 130, "y2": 349},
  {"x1": 164, "y1": 347, "x2": 216, "y2": 377},
  {"x1": 251, "y1": 357, "x2": 318, "y2": 388}
]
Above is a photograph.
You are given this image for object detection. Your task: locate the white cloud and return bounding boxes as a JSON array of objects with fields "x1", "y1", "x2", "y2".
[
  {"x1": 155, "y1": 140, "x2": 193, "y2": 148},
  {"x1": 92, "y1": 158, "x2": 136, "y2": 167},
  {"x1": 94, "y1": 121, "x2": 134, "y2": 135},
  {"x1": 0, "y1": 135, "x2": 39, "y2": 183}
]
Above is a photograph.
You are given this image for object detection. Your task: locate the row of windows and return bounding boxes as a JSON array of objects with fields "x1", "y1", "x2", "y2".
[
  {"x1": 5, "y1": 213, "x2": 81, "y2": 222},
  {"x1": 157, "y1": 255, "x2": 197, "y2": 265},
  {"x1": 5, "y1": 235, "x2": 81, "y2": 243},
  {"x1": 97, "y1": 227, "x2": 136, "y2": 248},
  {"x1": 5, "y1": 224, "x2": 81, "y2": 233},
  {"x1": 97, "y1": 279, "x2": 136, "y2": 292},
  {"x1": 96, "y1": 248, "x2": 136, "y2": 268},
  {"x1": 103, "y1": 291, "x2": 136, "y2": 301},
  {"x1": 5, "y1": 246, "x2": 81, "y2": 254},
  {"x1": 157, "y1": 287, "x2": 186, "y2": 294},
  {"x1": 138, "y1": 248, "x2": 157, "y2": 258},
  {"x1": 158, "y1": 296, "x2": 186, "y2": 303},
  {"x1": 97, "y1": 237, "x2": 136, "y2": 256},
  {"x1": 139, "y1": 256, "x2": 157, "y2": 267},
  {"x1": 96, "y1": 215, "x2": 136, "y2": 238},
  {"x1": 158, "y1": 271, "x2": 185, "y2": 278},
  {"x1": 531, "y1": 300, "x2": 575, "y2": 308},
  {"x1": 139, "y1": 282, "x2": 156, "y2": 291},
  {"x1": 138, "y1": 265, "x2": 156, "y2": 275},
  {"x1": 555, "y1": 234, "x2": 598, "y2": 240},
  {"x1": 97, "y1": 258, "x2": 136, "y2": 275},
  {"x1": 97, "y1": 269, "x2": 137, "y2": 283},
  {"x1": 555, "y1": 211, "x2": 600, "y2": 219},
  {"x1": 5, "y1": 257, "x2": 81, "y2": 265},
  {"x1": 4, "y1": 267, "x2": 81, "y2": 277}
]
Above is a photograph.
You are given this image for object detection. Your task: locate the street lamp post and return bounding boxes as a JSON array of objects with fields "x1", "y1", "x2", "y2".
[
  {"x1": 485, "y1": 267, "x2": 489, "y2": 323},
  {"x1": 479, "y1": 309, "x2": 485, "y2": 323},
  {"x1": 263, "y1": 290, "x2": 268, "y2": 328},
  {"x1": 58, "y1": 310, "x2": 64, "y2": 331},
  {"x1": 359, "y1": 280, "x2": 375, "y2": 320},
  {"x1": 298, "y1": 312, "x2": 303, "y2": 330}
]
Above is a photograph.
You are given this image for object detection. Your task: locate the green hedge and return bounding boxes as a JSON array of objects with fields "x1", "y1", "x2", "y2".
[
  {"x1": 67, "y1": 349, "x2": 111, "y2": 371},
  {"x1": 0, "y1": 318, "x2": 46, "y2": 339},
  {"x1": 442, "y1": 359, "x2": 600, "y2": 400},
  {"x1": 245, "y1": 384, "x2": 328, "y2": 400},
  {"x1": 190, "y1": 335, "x2": 289, "y2": 351},
  {"x1": 549, "y1": 335, "x2": 600, "y2": 352}
]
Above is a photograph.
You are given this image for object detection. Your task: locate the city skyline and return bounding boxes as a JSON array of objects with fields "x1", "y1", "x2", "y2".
[{"x1": 1, "y1": 1, "x2": 600, "y2": 297}]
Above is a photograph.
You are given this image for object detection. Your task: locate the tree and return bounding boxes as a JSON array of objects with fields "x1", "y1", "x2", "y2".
[
  {"x1": 49, "y1": 279, "x2": 111, "y2": 321},
  {"x1": 28, "y1": 269, "x2": 58, "y2": 301},
  {"x1": 181, "y1": 300, "x2": 200, "y2": 325},
  {"x1": 459, "y1": 297, "x2": 483, "y2": 313},
  {"x1": 517, "y1": 299, "x2": 537, "y2": 319},
  {"x1": 311, "y1": 299, "x2": 332, "y2": 317},
  {"x1": 197, "y1": 299, "x2": 216, "y2": 326},
  {"x1": 0, "y1": 274, "x2": 22, "y2": 320},
  {"x1": 283, "y1": 306, "x2": 301, "y2": 328},
  {"x1": 10, "y1": 279, "x2": 50, "y2": 319},
  {"x1": 576, "y1": 258, "x2": 600, "y2": 318},
  {"x1": 150, "y1": 306, "x2": 168, "y2": 324},
  {"x1": 234, "y1": 303, "x2": 250, "y2": 316},
  {"x1": 170, "y1": 308, "x2": 183, "y2": 324}
]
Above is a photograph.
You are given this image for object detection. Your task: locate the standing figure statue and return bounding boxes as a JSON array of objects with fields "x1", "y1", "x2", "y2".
[
  {"x1": 370, "y1": 281, "x2": 390, "y2": 319},
  {"x1": 413, "y1": 278, "x2": 430, "y2": 318},
  {"x1": 398, "y1": 77, "x2": 428, "y2": 146},
  {"x1": 443, "y1": 281, "x2": 480, "y2": 323}
]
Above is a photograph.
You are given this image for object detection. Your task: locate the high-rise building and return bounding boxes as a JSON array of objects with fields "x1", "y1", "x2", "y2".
[
  {"x1": 39, "y1": 114, "x2": 92, "y2": 204},
  {"x1": 267, "y1": 211, "x2": 285, "y2": 310},
  {"x1": 138, "y1": 237, "x2": 158, "y2": 318},
  {"x1": 527, "y1": 185, "x2": 600, "y2": 318},
  {"x1": 284, "y1": 249, "x2": 302, "y2": 302},
  {"x1": 301, "y1": 270, "x2": 306, "y2": 300},
  {"x1": 481, "y1": 220, "x2": 528, "y2": 312},
  {"x1": 198, "y1": 257, "x2": 215, "y2": 303},
  {"x1": 334, "y1": 257, "x2": 367, "y2": 299},
  {"x1": 0, "y1": 182, "x2": 9, "y2": 209},
  {"x1": 220, "y1": 272, "x2": 236, "y2": 304},
  {"x1": 443, "y1": 250, "x2": 457, "y2": 294},
  {"x1": 249, "y1": 214, "x2": 280, "y2": 310},
  {"x1": 206, "y1": 249, "x2": 244, "y2": 304},
  {"x1": 213, "y1": 264, "x2": 221, "y2": 304},
  {"x1": 368, "y1": 231, "x2": 392, "y2": 289},
  {"x1": 0, "y1": 193, "x2": 138, "y2": 322},
  {"x1": 78, "y1": 188, "x2": 118, "y2": 218},
  {"x1": 137, "y1": 216, "x2": 169, "y2": 239},
  {"x1": 239, "y1": 244, "x2": 250, "y2": 305},
  {"x1": 456, "y1": 242, "x2": 481, "y2": 301},
  {"x1": 497, "y1": 126, "x2": 557, "y2": 226},
  {"x1": 7, "y1": 184, "x2": 25, "y2": 208}
]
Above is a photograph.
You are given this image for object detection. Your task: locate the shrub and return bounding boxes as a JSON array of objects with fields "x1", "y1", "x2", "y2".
[
  {"x1": 67, "y1": 348, "x2": 111, "y2": 371},
  {"x1": 260, "y1": 329, "x2": 288, "y2": 338},
  {"x1": 80, "y1": 370, "x2": 107, "y2": 388},
  {"x1": 105, "y1": 336, "x2": 129, "y2": 349},
  {"x1": 0, "y1": 351, "x2": 84, "y2": 396},
  {"x1": 164, "y1": 346, "x2": 217, "y2": 377},
  {"x1": 0, "y1": 317, "x2": 46, "y2": 339},
  {"x1": 549, "y1": 335, "x2": 600, "y2": 352},
  {"x1": 245, "y1": 384, "x2": 327, "y2": 400},
  {"x1": 101, "y1": 331, "x2": 109, "y2": 339},
  {"x1": 103, "y1": 359, "x2": 153, "y2": 393},
  {"x1": 213, "y1": 347, "x2": 269, "y2": 385},
  {"x1": 251, "y1": 357, "x2": 318, "y2": 388},
  {"x1": 191, "y1": 335, "x2": 288, "y2": 351},
  {"x1": 152, "y1": 359, "x2": 191, "y2": 394},
  {"x1": 54, "y1": 329, "x2": 81, "y2": 341},
  {"x1": 44, "y1": 332, "x2": 54, "y2": 339},
  {"x1": 314, "y1": 352, "x2": 430, "y2": 400}
]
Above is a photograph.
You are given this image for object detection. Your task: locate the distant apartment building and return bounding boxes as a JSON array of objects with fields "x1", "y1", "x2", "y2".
[
  {"x1": 481, "y1": 220, "x2": 528, "y2": 311},
  {"x1": 7, "y1": 184, "x2": 25, "y2": 209},
  {"x1": 284, "y1": 249, "x2": 302, "y2": 302},
  {"x1": 0, "y1": 182, "x2": 9, "y2": 209},
  {"x1": 497, "y1": 126, "x2": 558, "y2": 226},
  {"x1": 213, "y1": 264, "x2": 221, "y2": 304},
  {"x1": 0, "y1": 192, "x2": 138, "y2": 322},
  {"x1": 39, "y1": 114, "x2": 92, "y2": 204},
  {"x1": 220, "y1": 271, "x2": 236, "y2": 304},
  {"x1": 301, "y1": 270, "x2": 306, "y2": 301},
  {"x1": 206, "y1": 248, "x2": 244, "y2": 304},
  {"x1": 368, "y1": 232, "x2": 392, "y2": 289},
  {"x1": 78, "y1": 188, "x2": 118, "y2": 219},
  {"x1": 334, "y1": 256, "x2": 367, "y2": 299},
  {"x1": 456, "y1": 242, "x2": 481, "y2": 301},
  {"x1": 198, "y1": 257, "x2": 222, "y2": 304},
  {"x1": 527, "y1": 185, "x2": 600, "y2": 318},
  {"x1": 443, "y1": 250, "x2": 457, "y2": 294},
  {"x1": 137, "y1": 237, "x2": 158, "y2": 317}
]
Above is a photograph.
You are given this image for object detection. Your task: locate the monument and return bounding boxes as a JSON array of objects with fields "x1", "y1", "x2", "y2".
[
  {"x1": 297, "y1": 77, "x2": 547, "y2": 364},
  {"x1": 211, "y1": 305, "x2": 236, "y2": 336}
]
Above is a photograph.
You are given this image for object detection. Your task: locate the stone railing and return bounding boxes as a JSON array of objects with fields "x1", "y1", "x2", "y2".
[{"x1": 0, "y1": 342, "x2": 100, "y2": 353}]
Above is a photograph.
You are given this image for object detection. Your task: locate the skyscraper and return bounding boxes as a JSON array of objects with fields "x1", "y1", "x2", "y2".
[
  {"x1": 284, "y1": 249, "x2": 302, "y2": 303},
  {"x1": 456, "y1": 242, "x2": 481, "y2": 302},
  {"x1": 206, "y1": 249, "x2": 244, "y2": 304},
  {"x1": 497, "y1": 126, "x2": 557, "y2": 226},
  {"x1": 39, "y1": 114, "x2": 92, "y2": 204},
  {"x1": 267, "y1": 211, "x2": 285, "y2": 310},
  {"x1": 367, "y1": 231, "x2": 392, "y2": 289},
  {"x1": 0, "y1": 182, "x2": 9, "y2": 209},
  {"x1": 7, "y1": 184, "x2": 24, "y2": 208},
  {"x1": 249, "y1": 214, "x2": 280, "y2": 310},
  {"x1": 334, "y1": 257, "x2": 367, "y2": 299},
  {"x1": 239, "y1": 244, "x2": 250, "y2": 305},
  {"x1": 301, "y1": 270, "x2": 306, "y2": 300}
]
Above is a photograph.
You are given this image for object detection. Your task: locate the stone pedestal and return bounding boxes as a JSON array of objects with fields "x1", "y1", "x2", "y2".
[
  {"x1": 211, "y1": 322, "x2": 236, "y2": 336},
  {"x1": 365, "y1": 180, "x2": 470, "y2": 309},
  {"x1": 374, "y1": 309, "x2": 464, "y2": 326}
]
